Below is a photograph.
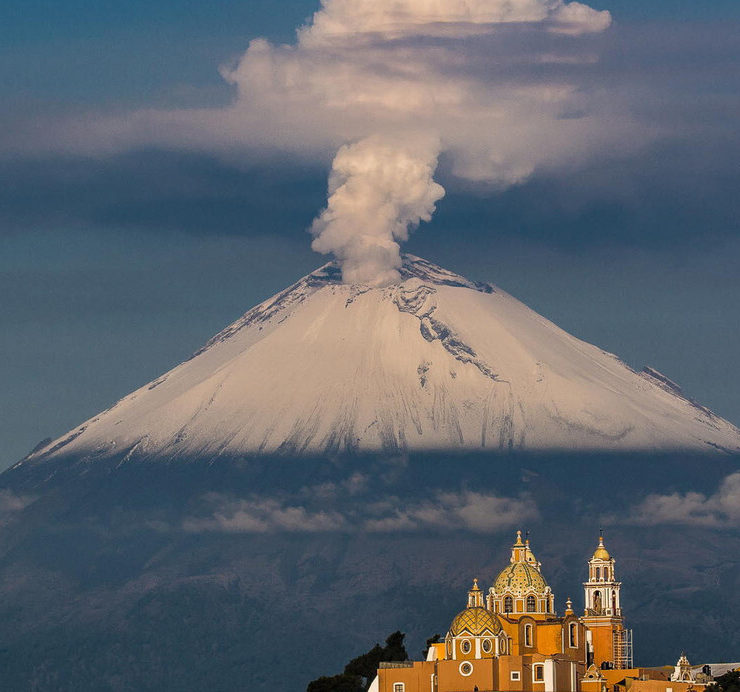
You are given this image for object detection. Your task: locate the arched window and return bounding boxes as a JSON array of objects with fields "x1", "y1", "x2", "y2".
[
  {"x1": 595, "y1": 567, "x2": 601, "y2": 580},
  {"x1": 524, "y1": 624, "x2": 533, "y2": 648},
  {"x1": 526, "y1": 595, "x2": 536, "y2": 612},
  {"x1": 569, "y1": 623, "x2": 578, "y2": 648},
  {"x1": 504, "y1": 596, "x2": 513, "y2": 613}
]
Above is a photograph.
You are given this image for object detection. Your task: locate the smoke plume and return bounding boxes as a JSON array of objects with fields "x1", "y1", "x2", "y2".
[
  {"x1": 310, "y1": 137, "x2": 445, "y2": 285},
  {"x1": 3, "y1": 0, "x2": 629, "y2": 284}
]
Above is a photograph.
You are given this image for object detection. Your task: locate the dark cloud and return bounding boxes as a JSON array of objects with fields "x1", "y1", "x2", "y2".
[
  {"x1": 433, "y1": 136, "x2": 740, "y2": 251},
  {"x1": 0, "y1": 150, "x2": 327, "y2": 237},
  {"x1": 5, "y1": 134, "x2": 737, "y2": 254}
]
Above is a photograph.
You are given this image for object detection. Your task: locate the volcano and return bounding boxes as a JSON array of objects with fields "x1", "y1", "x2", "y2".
[
  {"x1": 3, "y1": 255, "x2": 740, "y2": 692},
  {"x1": 22, "y1": 255, "x2": 740, "y2": 464}
]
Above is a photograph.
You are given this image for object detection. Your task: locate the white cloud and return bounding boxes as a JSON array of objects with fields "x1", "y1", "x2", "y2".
[
  {"x1": 299, "y1": 0, "x2": 611, "y2": 42},
  {"x1": 183, "y1": 494, "x2": 348, "y2": 533},
  {"x1": 4, "y1": 0, "x2": 626, "y2": 185},
  {"x1": 183, "y1": 487, "x2": 537, "y2": 534},
  {"x1": 625, "y1": 472, "x2": 740, "y2": 528},
  {"x1": 363, "y1": 490, "x2": 538, "y2": 532}
]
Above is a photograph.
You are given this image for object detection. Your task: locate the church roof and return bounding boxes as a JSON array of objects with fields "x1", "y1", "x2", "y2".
[{"x1": 449, "y1": 607, "x2": 502, "y2": 637}]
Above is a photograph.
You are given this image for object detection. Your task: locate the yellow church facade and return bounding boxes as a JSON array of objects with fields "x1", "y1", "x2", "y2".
[{"x1": 371, "y1": 532, "x2": 634, "y2": 692}]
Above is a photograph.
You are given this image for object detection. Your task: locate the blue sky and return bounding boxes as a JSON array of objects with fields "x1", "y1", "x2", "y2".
[{"x1": 1, "y1": 0, "x2": 740, "y2": 467}]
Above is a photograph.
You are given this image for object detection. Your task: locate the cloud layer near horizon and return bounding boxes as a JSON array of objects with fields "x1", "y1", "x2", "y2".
[
  {"x1": 625, "y1": 472, "x2": 740, "y2": 528},
  {"x1": 182, "y1": 485, "x2": 538, "y2": 534}
]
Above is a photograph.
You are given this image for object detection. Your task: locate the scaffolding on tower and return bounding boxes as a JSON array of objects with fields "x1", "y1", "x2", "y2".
[{"x1": 613, "y1": 629, "x2": 633, "y2": 669}]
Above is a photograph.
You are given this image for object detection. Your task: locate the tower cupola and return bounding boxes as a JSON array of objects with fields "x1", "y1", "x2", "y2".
[{"x1": 468, "y1": 578, "x2": 484, "y2": 608}]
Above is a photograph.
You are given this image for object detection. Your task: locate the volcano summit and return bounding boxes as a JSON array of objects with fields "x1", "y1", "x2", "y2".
[{"x1": 23, "y1": 255, "x2": 740, "y2": 463}]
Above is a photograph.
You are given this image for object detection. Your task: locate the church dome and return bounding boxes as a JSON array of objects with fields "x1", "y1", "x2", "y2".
[
  {"x1": 449, "y1": 607, "x2": 502, "y2": 636},
  {"x1": 493, "y1": 561, "x2": 548, "y2": 595}
]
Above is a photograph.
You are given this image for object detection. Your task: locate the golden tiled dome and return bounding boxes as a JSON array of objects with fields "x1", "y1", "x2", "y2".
[
  {"x1": 592, "y1": 536, "x2": 611, "y2": 561},
  {"x1": 449, "y1": 607, "x2": 502, "y2": 636},
  {"x1": 493, "y1": 562, "x2": 548, "y2": 596}
]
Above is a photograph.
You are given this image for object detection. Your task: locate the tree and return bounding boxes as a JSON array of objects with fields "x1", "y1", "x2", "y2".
[
  {"x1": 344, "y1": 631, "x2": 409, "y2": 683},
  {"x1": 306, "y1": 631, "x2": 409, "y2": 692}
]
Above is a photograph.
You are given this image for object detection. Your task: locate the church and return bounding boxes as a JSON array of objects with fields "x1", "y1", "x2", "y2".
[{"x1": 369, "y1": 531, "x2": 676, "y2": 692}]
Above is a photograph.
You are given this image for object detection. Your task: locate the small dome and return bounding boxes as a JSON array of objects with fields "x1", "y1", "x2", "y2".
[
  {"x1": 493, "y1": 561, "x2": 548, "y2": 596},
  {"x1": 449, "y1": 607, "x2": 502, "y2": 636},
  {"x1": 593, "y1": 536, "x2": 611, "y2": 561}
]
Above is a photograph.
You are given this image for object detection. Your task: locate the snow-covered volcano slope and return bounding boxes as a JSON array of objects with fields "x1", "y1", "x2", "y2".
[{"x1": 25, "y1": 255, "x2": 740, "y2": 461}]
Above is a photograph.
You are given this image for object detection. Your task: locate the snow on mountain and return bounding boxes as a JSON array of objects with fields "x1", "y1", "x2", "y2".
[{"x1": 24, "y1": 255, "x2": 740, "y2": 462}]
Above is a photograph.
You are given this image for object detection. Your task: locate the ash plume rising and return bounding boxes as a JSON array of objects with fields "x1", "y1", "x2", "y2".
[{"x1": 310, "y1": 136, "x2": 445, "y2": 286}]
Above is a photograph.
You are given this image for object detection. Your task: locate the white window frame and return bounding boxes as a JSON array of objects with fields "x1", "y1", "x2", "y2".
[
  {"x1": 459, "y1": 661, "x2": 474, "y2": 677},
  {"x1": 511, "y1": 671, "x2": 521, "y2": 681},
  {"x1": 482, "y1": 638, "x2": 493, "y2": 654},
  {"x1": 460, "y1": 638, "x2": 472, "y2": 654},
  {"x1": 393, "y1": 684, "x2": 405, "y2": 692}
]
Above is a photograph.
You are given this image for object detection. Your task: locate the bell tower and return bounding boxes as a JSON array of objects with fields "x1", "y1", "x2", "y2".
[
  {"x1": 584, "y1": 533, "x2": 621, "y2": 618},
  {"x1": 581, "y1": 532, "x2": 632, "y2": 670}
]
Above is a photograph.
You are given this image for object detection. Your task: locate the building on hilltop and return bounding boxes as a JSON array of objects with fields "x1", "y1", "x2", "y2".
[{"x1": 370, "y1": 531, "x2": 710, "y2": 692}]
